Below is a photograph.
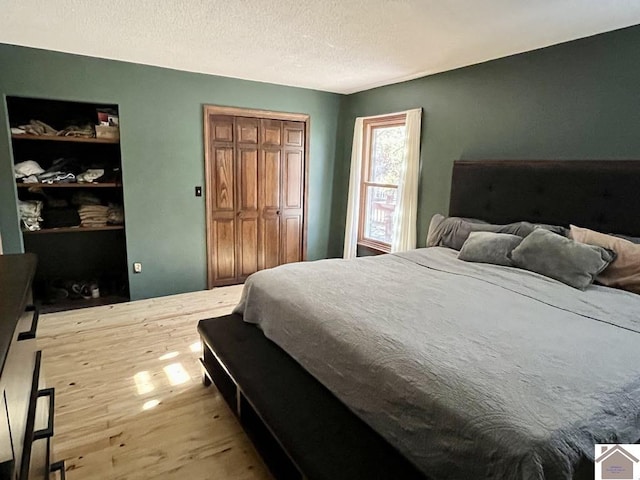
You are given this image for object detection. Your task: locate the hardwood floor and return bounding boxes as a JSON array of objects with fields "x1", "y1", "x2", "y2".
[{"x1": 37, "y1": 286, "x2": 273, "y2": 480}]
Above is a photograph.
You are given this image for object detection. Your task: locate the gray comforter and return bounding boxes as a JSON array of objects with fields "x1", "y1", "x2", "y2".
[{"x1": 233, "y1": 247, "x2": 640, "y2": 479}]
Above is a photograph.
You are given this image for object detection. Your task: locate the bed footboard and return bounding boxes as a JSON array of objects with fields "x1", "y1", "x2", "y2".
[{"x1": 197, "y1": 314, "x2": 427, "y2": 480}]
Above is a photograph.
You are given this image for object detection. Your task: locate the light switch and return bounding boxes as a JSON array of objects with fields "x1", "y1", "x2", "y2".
[{"x1": 195, "y1": 186, "x2": 202, "y2": 197}]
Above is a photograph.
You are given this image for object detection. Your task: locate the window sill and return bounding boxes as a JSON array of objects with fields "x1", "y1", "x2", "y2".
[{"x1": 357, "y1": 241, "x2": 390, "y2": 255}]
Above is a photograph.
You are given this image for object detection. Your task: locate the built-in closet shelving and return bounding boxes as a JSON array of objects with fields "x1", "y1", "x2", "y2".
[
  {"x1": 11, "y1": 133, "x2": 119, "y2": 144},
  {"x1": 8, "y1": 96, "x2": 130, "y2": 313}
]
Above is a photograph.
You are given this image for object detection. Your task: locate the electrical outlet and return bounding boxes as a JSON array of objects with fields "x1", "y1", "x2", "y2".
[{"x1": 133, "y1": 262, "x2": 142, "y2": 274}]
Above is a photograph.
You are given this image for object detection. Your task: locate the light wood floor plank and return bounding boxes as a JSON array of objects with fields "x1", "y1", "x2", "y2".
[{"x1": 37, "y1": 286, "x2": 272, "y2": 480}]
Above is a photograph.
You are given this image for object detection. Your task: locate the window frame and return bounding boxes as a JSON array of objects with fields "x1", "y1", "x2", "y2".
[{"x1": 357, "y1": 113, "x2": 407, "y2": 253}]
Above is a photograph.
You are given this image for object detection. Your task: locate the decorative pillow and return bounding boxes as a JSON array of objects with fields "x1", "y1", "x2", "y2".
[
  {"x1": 499, "y1": 222, "x2": 567, "y2": 238},
  {"x1": 458, "y1": 232, "x2": 523, "y2": 267},
  {"x1": 571, "y1": 225, "x2": 640, "y2": 294},
  {"x1": 611, "y1": 233, "x2": 640, "y2": 244},
  {"x1": 426, "y1": 214, "x2": 566, "y2": 251},
  {"x1": 426, "y1": 213, "x2": 448, "y2": 247},
  {"x1": 426, "y1": 214, "x2": 484, "y2": 250},
  {"x1": 510, "y1": 228, "x2": 615, "y2": 290}
]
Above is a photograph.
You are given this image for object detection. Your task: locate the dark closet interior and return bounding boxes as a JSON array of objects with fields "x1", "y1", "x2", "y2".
[{"x1": 7, "y1": 96, "x2": 129, "y2": 313}]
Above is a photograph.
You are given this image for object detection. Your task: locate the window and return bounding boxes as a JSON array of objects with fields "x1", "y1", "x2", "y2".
[
  {"x1": 358, "y1": 114, "x2": 407, "y2": 252},
  {"x1": 344, "y1": 109, "x2": 421, "y2": 259}
]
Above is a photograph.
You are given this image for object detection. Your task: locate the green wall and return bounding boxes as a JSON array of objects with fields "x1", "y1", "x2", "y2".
[
  {"x1": 330, "y1": 26, "x2": 640, "y2": 257},
  {"x1": 0, "y1": 44, "x2": 341, "y2": 299},
  {"x1": 4, "y1": 25, "x2": 640, "y2": 298}
]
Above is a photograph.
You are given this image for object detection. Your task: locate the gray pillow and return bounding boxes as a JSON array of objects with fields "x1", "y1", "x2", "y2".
[
  {"x1": 426, "y1": 214, "x2": 487, "y2": 250},
  {"x1": 495, "y1": 222, "x2": 567, "y2": 238},
  {"x1": 426, "y1": 214, "x2": 567, "y2": 251},
  {"x1": 509, "y1": 228, "x2": 616, "y2": 289},
  {"x1": 458, "y1": 232, "x2": 523, "y2": 266}
]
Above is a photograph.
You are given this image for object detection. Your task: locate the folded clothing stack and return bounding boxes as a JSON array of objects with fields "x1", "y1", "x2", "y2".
[
  {"x1": 77, "y1": 169, "x2": 104, "y2": 183},
  {"x1": 78, "y1": 205, "x2": 109, "y2": 227},
  {"x1": 44, "y1": 208, "x2": 81, "y2": 228},
  {"x1": 15, "y1": 158, "x2": 77, "y2": 184},
  {"x1": 14, "y1": 160, "x2": 45, "y2": 181},
  {"x1": 71, "y1": 191, "x2": 101, "y2": 206},
  {"x1": 107, "y1": 204, "x2": 124, "y2": 225},
  {"x1": 18, "y1": 200, "x2": 43, "y2": 231},
  {"x1": 14, "y1": 120, "x2": 58, "y2": 136},
  {"x1": 43, "y1": 198, "x2": 81, "y2": 229},
  {"x1": 13, "y1": 119, "x2": 95, "y2": 138},
  {"x1": 15, "y1": 159, "x2": 107, "y2": 185}
]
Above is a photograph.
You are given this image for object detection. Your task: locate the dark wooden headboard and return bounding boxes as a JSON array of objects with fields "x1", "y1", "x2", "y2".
[{"x1": 449, "y1": 160, "x2": 640, "y2": 237}]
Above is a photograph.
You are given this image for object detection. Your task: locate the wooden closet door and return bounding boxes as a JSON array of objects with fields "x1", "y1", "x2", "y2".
[
  {"x1": 207, "y1": 115, "x2": 237, "y2": 286},
  {"x1": 280, "y1": 121, "x2": 305, "y2": 264},
  {"x1": 259, "y1": 120, "x2": 283, "y2": 270},
  {"x1": 236, "y1": 118, "x2": 260, "y2": 281},
  {"x1": 205, "y1": 107, "x2": 307, "y2": 288}
]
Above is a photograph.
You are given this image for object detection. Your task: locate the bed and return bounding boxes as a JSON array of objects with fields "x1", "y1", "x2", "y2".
[{"x1": 198, "y1": 160, "x2": 640, "y2": 480}]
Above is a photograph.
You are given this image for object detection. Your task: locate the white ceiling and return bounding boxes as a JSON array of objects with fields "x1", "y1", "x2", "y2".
[{"x1": 1, "y1": 1, "x2": 640, "y2": 94}]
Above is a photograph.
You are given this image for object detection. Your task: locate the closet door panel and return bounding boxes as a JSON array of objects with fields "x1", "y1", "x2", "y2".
[
  {"x1": 283, "y1": 150, "x2": 303, "y2": 209},
  {"x1": 238, "y1": 148, "x2": 258, "y2": 211},
  {"x1": 211, "y1": 219, "x2": 236, "y2": 282},
  {"x1": 261, "y1": 119, "x2": 282, "y2": 147},
  {"x1": 263, "y1": 150, "x2": 281, "y2": 209},
  {"x1": 235, "y1": 116, "x2": 259, "y2": 281},
  {"x1": 214, "y1": 148, "x2": 235, "y2": 210},
  {"x1": 238, "y1": 218, "x2": 258, "y2": 277},
  {"x1": 237, "y1": 118, "x2": 259, "y2": 144},
  {"x1": 284, "y1": 121, "x2": 303, "y2": 147},
  {"x1": 212, "y1": 116, "x2": 234, "y2": 142},
  {"x1": 259, "y1": 120, "x2": 283, "y2": 269},
  {"x1": 281, "y1": 216, "x2": 301, "y2": 264},
  {"x1": 262, "y1": 218, "x2": 280, "y2": 269},
  {"x1": 280, "y1": 122, "x2": 305, "y2": 264},
  {"x1": 259, "y1": 149, "x2": 282, "y2": 270},
  {"x1": 207, "y1": 114, "x2": 238, "y2": 286},
  {"x1": 237, "y1": 147, "x2": 259, "y2": 279}
]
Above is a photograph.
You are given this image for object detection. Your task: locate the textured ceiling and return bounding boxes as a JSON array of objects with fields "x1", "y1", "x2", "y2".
[{"x1": 1, "y1": 0, "x2": 640, "y2": 94}]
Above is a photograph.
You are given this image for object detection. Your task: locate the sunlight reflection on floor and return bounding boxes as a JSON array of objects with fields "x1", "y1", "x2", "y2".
[
  {"x1": 142, "y1": 399, "x2": 160, "y2": 410},
  {"x1": 133, "y1": 371, "x2": 154, "y2": 395},
  {"x1": 158, "y1": 351, "x2": 179, "y2": 361},
  {"x1": 134, "y1": 342, "x2": 199, "y2": 410}
]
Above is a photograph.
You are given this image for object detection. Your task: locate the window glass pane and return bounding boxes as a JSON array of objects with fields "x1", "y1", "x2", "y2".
[
  {"x1": 364, "y1": 186, "x2": 397, "y2": 244},
  {"x1": 369, "y1": 126, "x2": 406, "y2": 185}
]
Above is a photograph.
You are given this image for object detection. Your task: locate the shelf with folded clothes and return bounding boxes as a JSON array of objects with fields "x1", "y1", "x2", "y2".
[
  {"x1": 22, "y1": 225, "x2": 125, "y2": 234},
  {"x1": 9, "y1": 96, "x2": 130, "y2": 311},
  {"x1": 16, "y1": 182, "x2": 121, "y2": 188},
  {"x1": 14, "y1": 158, "x2": 122, "y2": 186},
  {"x1": 18, "y1": 191, "x2": 125, "y2": 234},
  {"x1": 11, "y1": 133, "x2": 119, "y2": 144}
]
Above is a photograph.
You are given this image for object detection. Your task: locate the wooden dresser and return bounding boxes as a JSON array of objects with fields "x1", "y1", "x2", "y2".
[{"x1": 0, "y1": 254, "x2": 64, "y2": 480}]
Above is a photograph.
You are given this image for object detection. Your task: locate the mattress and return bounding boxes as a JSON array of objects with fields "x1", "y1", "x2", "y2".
[{"x1": 234, "y1": 247, "x2": 640, "y2": 480}]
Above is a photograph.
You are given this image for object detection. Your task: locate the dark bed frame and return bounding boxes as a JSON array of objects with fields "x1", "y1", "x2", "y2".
[{"x1": 198, "y1": 160, "x2": 640, "y2": 480}]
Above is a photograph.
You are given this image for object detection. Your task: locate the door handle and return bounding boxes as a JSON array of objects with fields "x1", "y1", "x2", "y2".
[
  {"x1": 18, "y1": 304, "x2": 39, "y2": 341},
  {"x1": 33, "y1": 387, "x2": 55, "y2": 440},
  {"x1": 50, "y1": 461, "x2": 66, "y2": 479},
  {"x1": 276, "y1": 210, "x2": 281, "y2": 216}
]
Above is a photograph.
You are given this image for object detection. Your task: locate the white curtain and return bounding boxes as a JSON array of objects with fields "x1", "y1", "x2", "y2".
[
  {"x1": 343, "y1": 109, "x2": 422, "y2": 257},
  {"x1": 391, "y1": 108, "x2": 422, "y2": 253},
  {"x1": 343, "y1": 117, "x2": 364, "y2": 259}
]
